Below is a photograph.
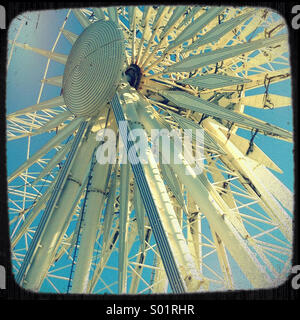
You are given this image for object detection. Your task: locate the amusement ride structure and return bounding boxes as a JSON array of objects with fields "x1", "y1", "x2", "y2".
[{"x1": 6, "y1": 6, "x2": 293, "y2": 294}]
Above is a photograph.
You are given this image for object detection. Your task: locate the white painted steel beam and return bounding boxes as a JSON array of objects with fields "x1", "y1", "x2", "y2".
[
  {"x1": 70, "y1": 162, "x2": 111, "y2": 293},
  {"x1": 93, "y1": 8, "x2": 106, "y2": 20},
  {"x1": 10, "y1": 174, "x2": 59, "y2": 248},
  {"x1": 118, "y1": 163, "x2": 131, "y2": 293},
  {"x1": 218, "y1": 127, "x2": 282, "y2": 173},
  {"x1": 60, "y1": 28, "x2": 78, "y2": 45},
  {"x1": 8, "y1": 40, "x2": 68, "y2": 64},
  {"x1": 19, "y1": 128, "x2": 99, "y2": 290},
  {"x1": 112, "y1": 92, "x2": 187, "y2": 293},
  {"x1": 118, "y1": 86, "x2": 206, "y2": 292},
  {"x1": 28, "y1": 111, "x2": 72, "y2": 137},
  {"x1": 73, "y1": 9, "x2": 92, "y2": 29},
  {"x1": 135, "y1": 98, "x2": 273, "y2": 289},
  {"x1": 133, "y1": 181, "x2": 145, "y2": 252},
  {"x1": 201, "y1": 118, "x2": 293, "y2": 243},
  {"x1": 7, "y1": 95, "x2": 65, "y2": 119},
  {"x1": 160, "y1": 90, "x2": 292, "y2": 142},
  {"x1": 183, "y1": 10, "x2": 255, "y2": 52},
  {"x1": 164, "y1": 34, "x2": 287, "y2": 73},
  {"x1": 33, "y1": 139, "x2": 73, "y2": 185},
  {"x1": 8, "y1": 117, "x2": 83, "y2": 183},
  {"x1": 41, "y1": 75, "x2": 63, "y2": 88}
]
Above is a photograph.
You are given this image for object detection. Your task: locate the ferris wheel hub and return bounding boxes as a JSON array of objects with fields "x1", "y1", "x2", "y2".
[
  {"x1": 125, "y1": 64, "x2": 142, "y2": 89},
  {"x1": 62, "y1": 19, "x2": 125, "y2": 117}
]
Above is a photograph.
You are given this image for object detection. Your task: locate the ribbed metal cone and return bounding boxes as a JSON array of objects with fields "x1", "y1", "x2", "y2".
[{"x1": 63, "y1": 19, "x2": 125, "y2": 117}]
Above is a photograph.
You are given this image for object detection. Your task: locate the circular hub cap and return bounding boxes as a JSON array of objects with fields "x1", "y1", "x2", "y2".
[{"x1": 63, "y1": 20, "x2": 125, "y2": 117}]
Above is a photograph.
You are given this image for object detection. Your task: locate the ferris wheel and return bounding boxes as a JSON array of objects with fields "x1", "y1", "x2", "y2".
[{"x1": 6, "y1": 6, "x2": 293, "y2": 294}]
